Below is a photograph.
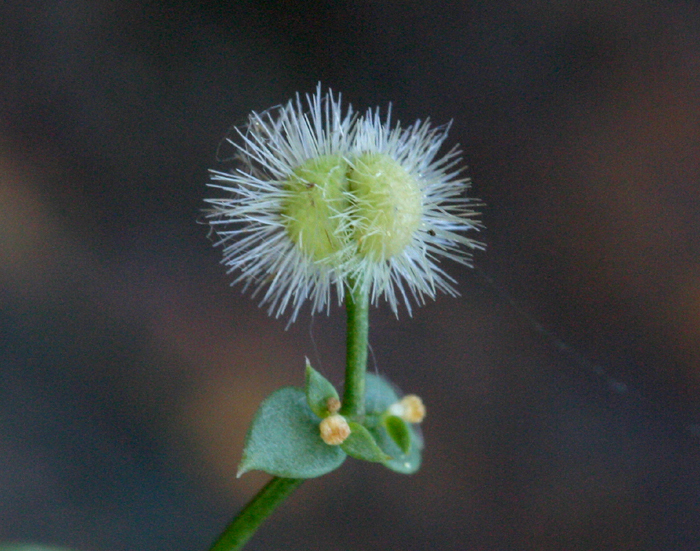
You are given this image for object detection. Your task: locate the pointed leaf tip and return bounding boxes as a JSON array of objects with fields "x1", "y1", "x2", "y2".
[
  {"x1": 305, "y1": 360, "x2": 340, "y2": 418},
  {"x1": 341, "y1": 422, "x2": 391, "y2": 463},
  {"x1": 239, "y1": 387, "x2": 346, "y2": 478}
]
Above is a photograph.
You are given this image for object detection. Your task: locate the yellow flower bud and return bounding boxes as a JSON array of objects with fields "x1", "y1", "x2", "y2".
[
  {"x1": 326, "y1": 396, "x2": 341, "y2": 414},
  {"x1": 319, "y1": 413, "x2": 351, "y2": 445},
  {"x1": 389, "y1": 394, "x2": 426, "y2": 424}
]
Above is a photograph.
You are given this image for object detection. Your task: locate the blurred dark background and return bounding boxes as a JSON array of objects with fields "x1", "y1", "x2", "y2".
[{"x1": 2, "y1": 1, "x2": 699, "y2": 550}]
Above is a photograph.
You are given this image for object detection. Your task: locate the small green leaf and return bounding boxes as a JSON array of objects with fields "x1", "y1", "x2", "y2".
[
  {"x1": 371, "y1": 422, "x2": 423, "y2": 474},
  {"x1": 341, "y1": 421, "x2": 391, "y2": 462},
  {"x1": 365, "y1": 373, "x2": 424, "y2": 474},
  {"x1": 385, "y1": 415, "x2": 411, "y2": 454},
  {"x1": 238, "y1": 387, "x2": 346, "y2": 478},
  {"x1": 305, "y1": 359, "x2": 339, "y2": 418}
]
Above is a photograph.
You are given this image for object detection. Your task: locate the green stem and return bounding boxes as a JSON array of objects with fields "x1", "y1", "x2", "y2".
[
  {"x1": 340, "y1": 277, "x2": 370, "y2": 419},
  {"x1": 208, "y1": 477, "x2": 303, "y2": 551},
  {"x1": 209, "y1": 280, "x2": 369, "y2": 551}
]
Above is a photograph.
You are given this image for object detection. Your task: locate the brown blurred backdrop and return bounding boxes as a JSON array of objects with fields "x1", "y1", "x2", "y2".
[{"x1": 1, "y1": 2, "x2": 699, "y2": 550}]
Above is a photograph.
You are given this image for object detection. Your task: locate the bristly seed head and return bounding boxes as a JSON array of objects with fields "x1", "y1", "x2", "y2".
[
  {"x1": 348, "y1": 152, "x2": 424, "y2": 261},
  {"x1": 205, "y1": 84, "x2": 483, "y2": 322}
]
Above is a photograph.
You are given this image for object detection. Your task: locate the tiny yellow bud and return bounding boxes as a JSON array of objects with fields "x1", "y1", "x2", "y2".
[
  {"x1": 401, "y1": 395, "x2": 426, "y2": 423},
  {"x1": 326, "y1": 396, "x2": 341, "y2": 414},
  {"x1": 319, "y1": 414, "x2": 351, "y2": 445},
  {"x1": 389, "y1": 394, "x2": 426, "y2": 423}
]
